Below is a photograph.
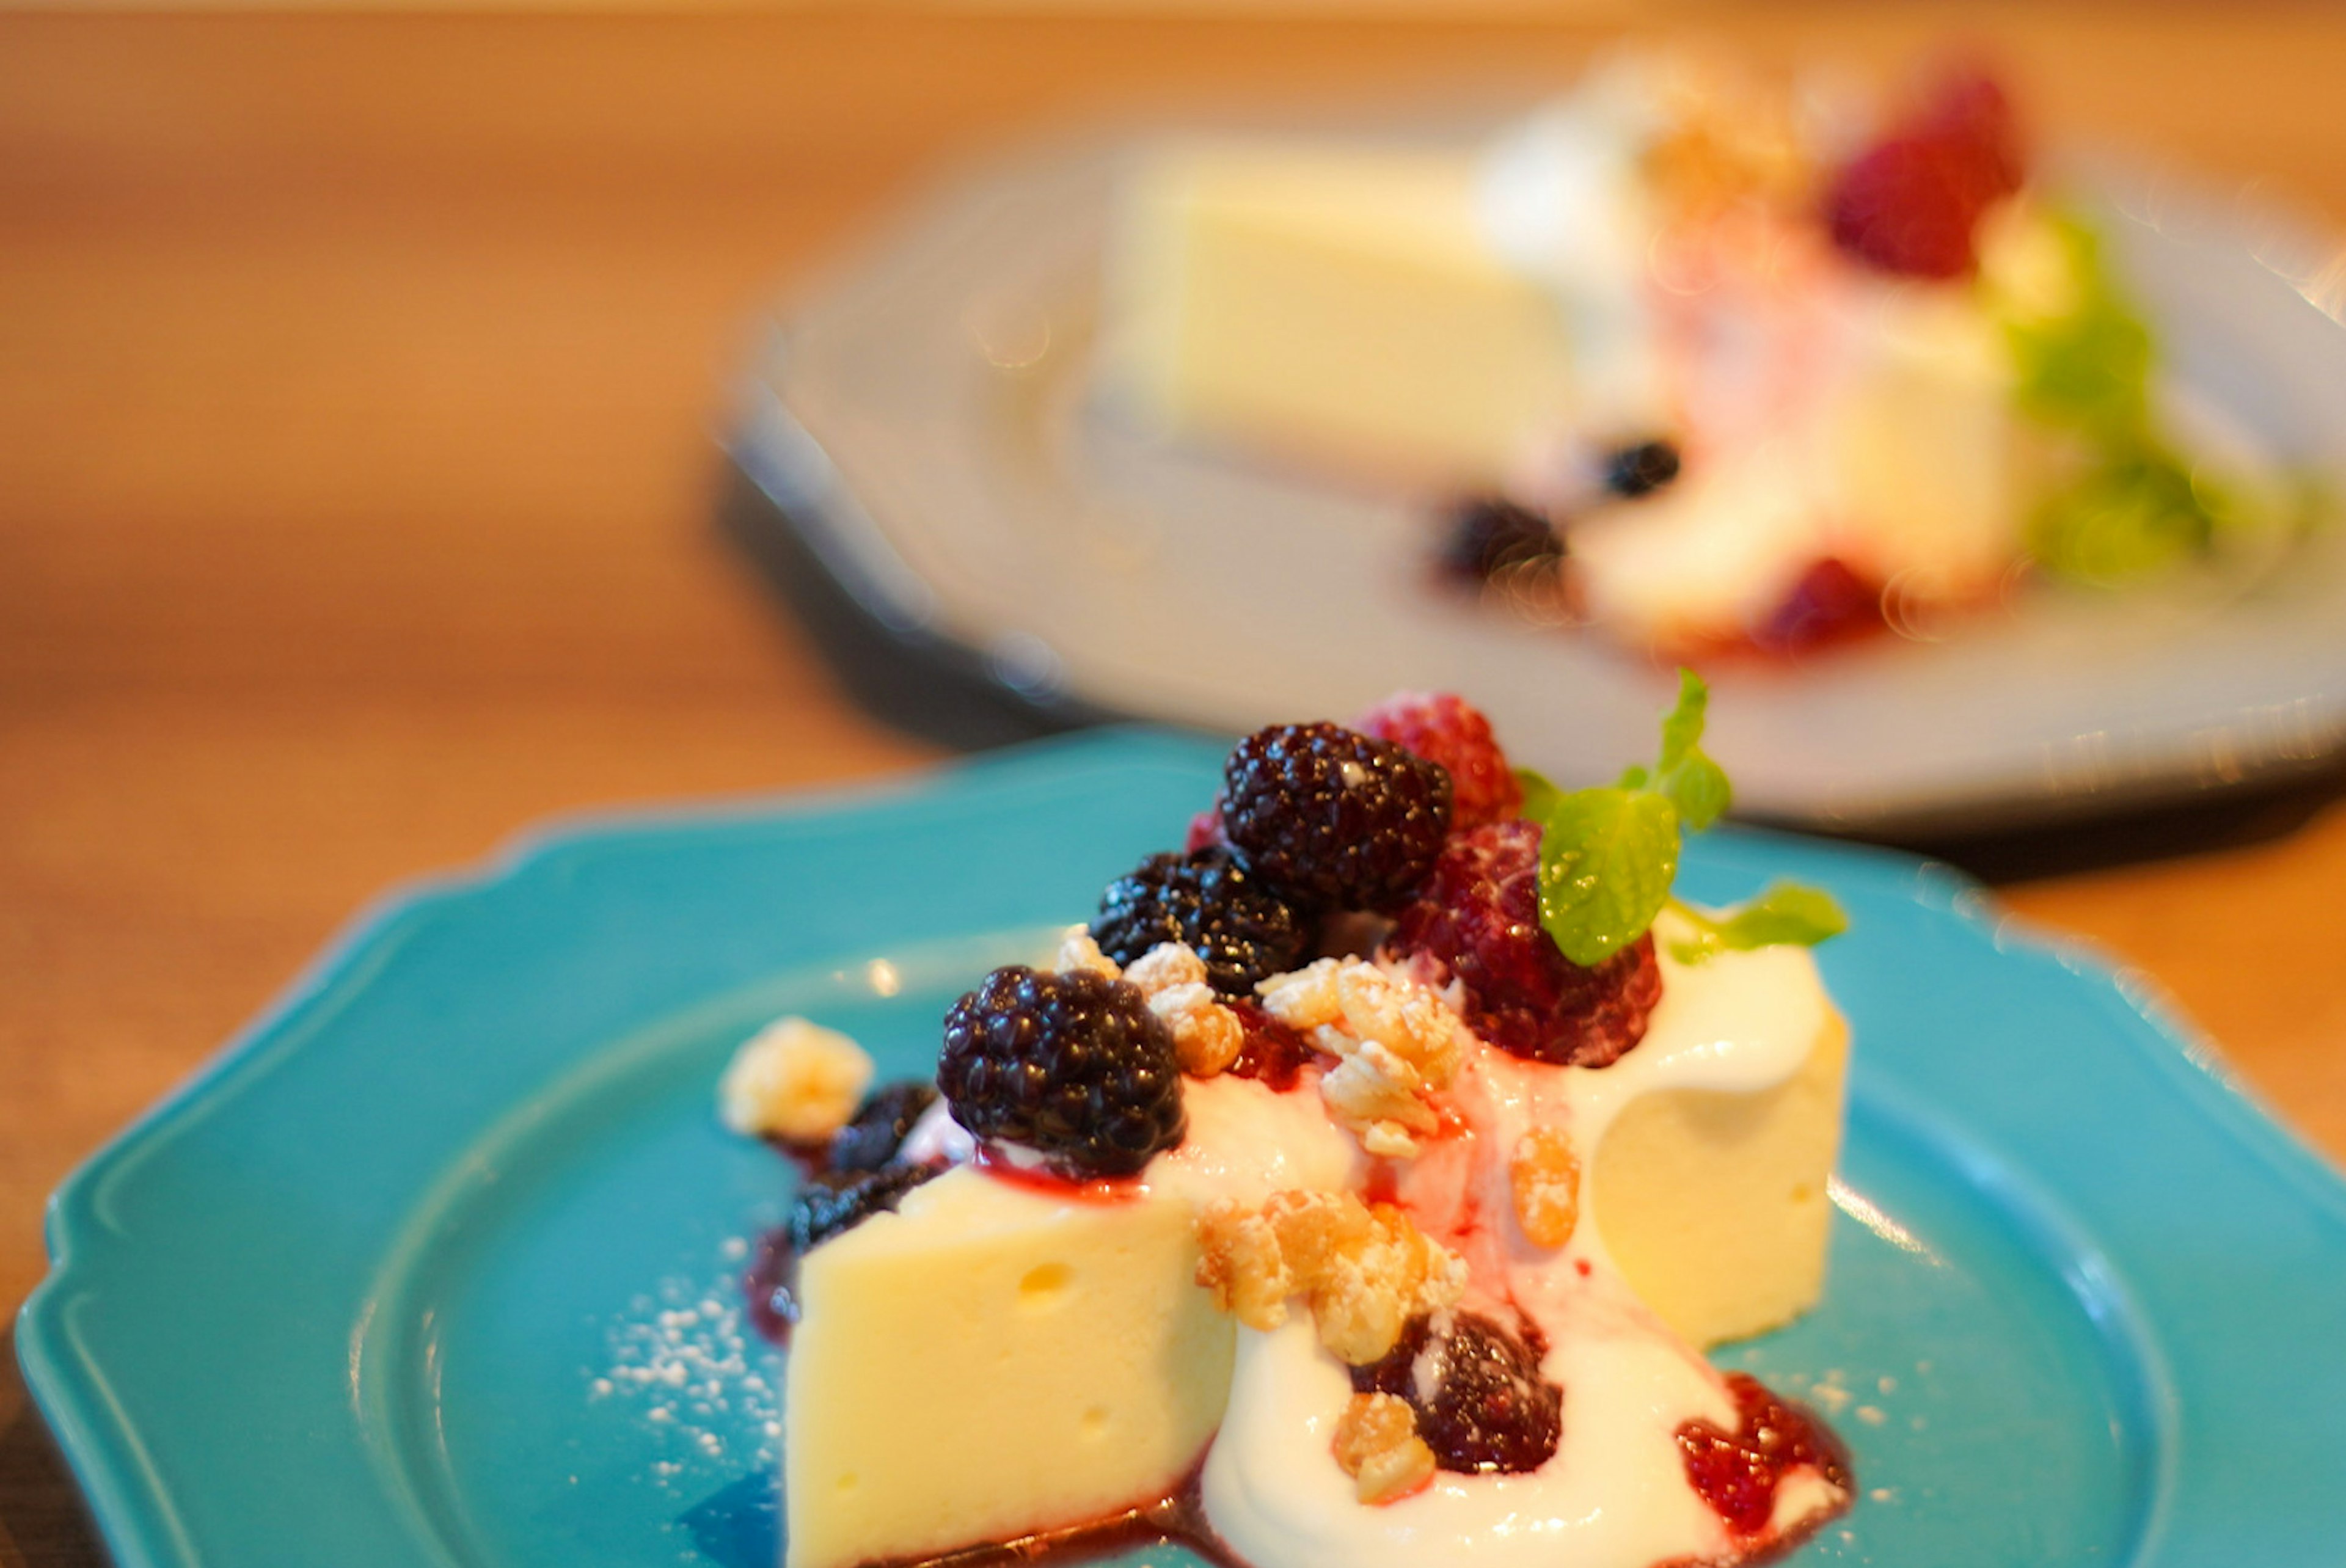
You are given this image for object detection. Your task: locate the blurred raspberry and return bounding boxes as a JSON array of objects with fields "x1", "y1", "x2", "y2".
[
  {"x1": 1354, "y1": 692, "x2": 1523, "y2": 832},
  {"x1": 1826, "y1": 65, "x2": 2024, "y2": 279},
  {"x1": 1752, "y1": 557, "x2": 1887, "y2": 654},
  {"x1": 1387, "y1": 820, "x2": 1662, "y2": 1068}
]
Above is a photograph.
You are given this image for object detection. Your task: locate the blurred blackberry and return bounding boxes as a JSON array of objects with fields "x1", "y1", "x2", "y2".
[
  {"x1": 1439, "y1": 497, "x2": 1563, "y2": 583},
  {"x1": 1603, "y1": 439, "x2": 1682, "y2": 499},
  {"x1": 1221, "y1": 723, "x2": 1451, "y2": 911},
  {"x1": 827, "y1": 1081, "x2": 940, "y2": 1174},
  {"x1": 938, "y1": 966, "x2": 1186, "y2": 1179},
  {"x1": 785, "y1": 1160, "x2": 938, "y2": 1253},
  {"x1": 1091, "y1": 848, "x2": 1314, "y2": 997},
  {"x1": 1350, "y1": 1310, "x2": 1562, "y2": 1474}
]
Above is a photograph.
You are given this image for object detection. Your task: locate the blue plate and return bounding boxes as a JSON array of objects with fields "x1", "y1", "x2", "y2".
[{"x1": 20, "y1": 731, "x2": 2346, "y2": 1568}]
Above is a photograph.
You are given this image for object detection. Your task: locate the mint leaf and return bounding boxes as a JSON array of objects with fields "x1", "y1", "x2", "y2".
[
  {"x1": 1515, "y1": 767, "x2": 1566, "y2": 823},
  {"x1": 1668, "y1": 884, "x2": 1849, "y2": 965},
  {"x1": 1651, "y1": 670, "x2": 1731, "y2": 831},
  {"x1": 1533, "y1": 788, "x2": 1679, "y2": 967},
  {"x1": 2029, "y1": 446, "x2": 2216, "y2": 586}
]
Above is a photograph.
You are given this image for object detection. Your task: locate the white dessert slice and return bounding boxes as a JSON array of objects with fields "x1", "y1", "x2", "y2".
[
  {"x1": 1597, "y1": 1007, "x2": 1848, "y2": 1346},
  {"x1": 783, "y1": 1072, "x2": 1355, "y2": 1568},
  {"x1": 1104, "y1": 143, "x2": 1576, "y2": 487},
  {"x1": 784, "y1": 1165, "x2": 1229, "y2": 1568},
  {"x1": 783, "y1": 925, "x2": 1848, "y2": 1568}
]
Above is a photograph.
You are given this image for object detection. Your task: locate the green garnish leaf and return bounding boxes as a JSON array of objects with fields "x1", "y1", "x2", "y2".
[
  {"x1": 1533, "y1": 787, "x2": 1679, "y2": 968},
  {"x1": 1522, "y1": 671, "x2": 1749, "y2": 966},
  {"x1": 2028, "y1": 445, "x2": 2218, "y2": 586},
  {"x1": 1515, "y1": 767, "x2": 1566, "y2": 823},
  {"x1": 1652, "y1": 670, "x2": 1731, "y2": 831},
  {"x1": 1668, "y1": 884, "x2": 1849, "y2": 965}
]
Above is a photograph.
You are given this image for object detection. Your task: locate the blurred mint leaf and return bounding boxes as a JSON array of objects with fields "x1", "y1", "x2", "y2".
[
  {"x1": 1668, "y1": 884, "x2": 1849, "y2": 964},
  {"x1": 1652, "y1": 669, "x2": 1731, "y2": 831},
  {"x1": 2030, "y1": 447, "x2": 2216, "y2": 586}
]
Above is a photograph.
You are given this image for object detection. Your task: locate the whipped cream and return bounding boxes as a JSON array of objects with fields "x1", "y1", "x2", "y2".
[{"x1": 1201, "y1": 916, "x2": 1846, "y2": 1568}]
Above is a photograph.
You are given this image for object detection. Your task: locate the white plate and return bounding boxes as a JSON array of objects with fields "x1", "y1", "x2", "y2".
[{"x1": 729, "y1": 123, "x2": 2346, "y2": 835}]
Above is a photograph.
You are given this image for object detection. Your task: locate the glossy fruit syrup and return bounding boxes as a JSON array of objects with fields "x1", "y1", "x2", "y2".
[{"x1": 1675, "y1": 1373, "x2": 1852, "y2": 1539}]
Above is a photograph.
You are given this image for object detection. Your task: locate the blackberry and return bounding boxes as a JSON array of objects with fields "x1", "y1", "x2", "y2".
[
  {"x1": 1091, "y1": 848, "x2": 1314, "y2": 998},
  {"x1": 938, "y1": 966, "x2": 1186, "y2": 1179},
  {"x1": 786, "y1": 1159, "x2": 939, "y2": 1254},
  {"x1": 1387, "y1": 820, "x2": 1662, "y2": 1068},
  {"x1": 1603, "y1": 439, "x2": 1682, "y2": 499},
  {"x1": 1439, "y1": 496, "x2": 1563, "y2": 583},
  {"x1": 1353, "y1": 691, "x2": 1522, "y2": 831},
  {"x1": 827, "y1": 1080, "x2": 940, "y2": 1174},
  {"x1": 1221, "y1": 723, "x2": 1452, "y2": 912},
  {"x1": 1351, "y1": 1311, "x2": 1562, "y2": 1475}
]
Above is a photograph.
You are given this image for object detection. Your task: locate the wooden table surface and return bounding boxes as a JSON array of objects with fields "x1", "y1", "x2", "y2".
[{"x1": 4, "y1": 8, "x2": 2345, "y2": 1562}]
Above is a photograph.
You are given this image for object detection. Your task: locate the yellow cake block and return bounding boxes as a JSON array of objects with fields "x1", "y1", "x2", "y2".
[
  {"x1": 1595, "y1": 1009, "x2": 1849, "y2": 1347},
  {"x1": 783, "y1": 1167, "x2": 1233, "y2": 1568},
  {"x1": 1105, "y1": 144, "x2": 1574, "y2": 487}
]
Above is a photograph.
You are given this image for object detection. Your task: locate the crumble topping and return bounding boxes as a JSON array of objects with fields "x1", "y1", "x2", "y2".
[
  {"x1": 1053, "y1": 925, "x2": 1122, "y2": 979},
  {"x1": 717, "y1": 1017, "x2": 873, "y2": 1143},
  {"x1": 1257, "y1": 958, "x2": 1471, "y2": 1156},
  {"x1": 1196, "y1": 1189, "x2": 1467, "y2": 1365},
  {"x1": 1332, "y1": 1393, "x2": 1436, "y2": 1504},
  {"x1": 1509, "y1": 1127, "x2": 1582, "y2": 1249},
  {"x1": 1124, "y1": 941, "x2": 1246, "y2": 1078},
  {"x1": 1056, "y1": 927, "x2": 1246, "y2": 1077}
]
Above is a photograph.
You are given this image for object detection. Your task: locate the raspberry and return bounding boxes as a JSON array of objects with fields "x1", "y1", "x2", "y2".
[
  {"x1": 1351, "y1": 1311, "x2": 1562, "y2": 1475},
  {"x1": 1386, "y1": 820, "x2": 1662, "y2": 1068},
  {"x1": 1221, "y1": 723, "x2": 1452, "y2": 912},
  {"x1": 1603, "y1": 439, "x2": 1682, "y2": 499},
  {"x1": 1438, "y1": 496, "x2": 1562, "y2": 583},
  {"x1": 1183, "y1": 807, "x2": 1226, "y2": 854},
  {"x1": 1353, "y1": 691, "x2": 1523, "y2": 832},
  {"x1": 938, "y1": 966, "x2": 1186, "y2": 1178},
  {"x1": 1826, "y1": 66, "x2": 2023, "y2": 279},
  {"x1": 1678, "y1": 1373, "x2": 1851, "y2": 1536},
  {"x1": 1091, "y1": 848, "x2": 1315, "y2": 998},
  {"x1": 786, "y1": 1160, "x2": 939, "y2": 1253},
  {"x1": 1752, "y1": 557, "x2": 1886, "y2": 654},
  {"x1": 827, "y1": 1081, "x2": 940, "y2": 1175}
]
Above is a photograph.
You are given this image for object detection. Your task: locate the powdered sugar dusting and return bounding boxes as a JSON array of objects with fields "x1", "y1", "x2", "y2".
[{"x1": 594, "y1": 1239, "x2": 781, "y2": 1489}]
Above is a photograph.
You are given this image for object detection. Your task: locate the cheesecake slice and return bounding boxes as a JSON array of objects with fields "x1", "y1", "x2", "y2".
[
  {"x1": 1104, "y1": 142, "x2": 1576, "y2": 487},
  {"x1": 780, "y1": 936, "x2": 1846, "y2": 1567},
  {"x1": 784, "y1": 1166, "x2": 1229, "y2": 1568}
]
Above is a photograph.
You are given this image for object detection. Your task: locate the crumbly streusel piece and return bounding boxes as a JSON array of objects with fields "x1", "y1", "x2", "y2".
[
  {"x1": 717, "y1": 1016, "x2": 874, "y2": 1143},
  {"x1": 1333, "y1": 1393, "x2": 1437, "y2": 1504},
  {"x1": 1124, "y1": 942, "x2": 1245, "y2": 1077},
  {"x1": 1053, "y1": 925, "x2": 1122, "y2": 979},
  {"x1": 1257, "y1": 958, "x2": 1471, "y2": 1155},
  {"x1": 1510, "y1": 1126, "x2": 1582, "y2": 1249},
  {"x1": 1196, "y1": 1189, "x2": 1466, "y2": 1365}
]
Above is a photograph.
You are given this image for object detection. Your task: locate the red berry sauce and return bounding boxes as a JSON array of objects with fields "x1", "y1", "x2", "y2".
[
  {"x1": 973, "y1": 1146, "x2": 1150, "y2": 1206},
  {"x1": 1675, "y1": 1373, "x2": 1851, "y2": 1539},
  {"x1": 1224, "y1": 999, "x2": 1319, "y2": 1092}
]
